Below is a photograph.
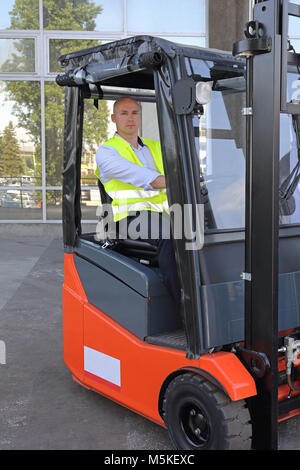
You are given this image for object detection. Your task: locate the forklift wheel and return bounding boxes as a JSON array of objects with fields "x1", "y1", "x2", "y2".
[{"x1": 162, "y1": 373, "x2": 252, "y2": 450}]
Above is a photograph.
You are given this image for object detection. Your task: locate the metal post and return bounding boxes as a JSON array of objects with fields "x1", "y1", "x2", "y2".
[
  {"x1": 249, "y1": 0, "x2": 255, "y2": 20},
  {"x1": 244, "y1": 0, "x2": 280, "y2": 449}
]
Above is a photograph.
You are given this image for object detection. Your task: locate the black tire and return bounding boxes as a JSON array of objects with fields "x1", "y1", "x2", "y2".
[{"x1": 162, "y1": 373, "x2": 252, "y2": 450}]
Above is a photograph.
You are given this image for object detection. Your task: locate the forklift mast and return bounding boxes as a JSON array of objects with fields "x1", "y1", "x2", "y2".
[{"x1": 233, "y1": 0, "x2": 300, "y2": 450}]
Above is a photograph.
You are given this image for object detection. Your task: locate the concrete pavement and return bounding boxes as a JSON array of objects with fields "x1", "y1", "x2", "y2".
[{"x1": 0, "y1": 236, "x2": 299, "y2": 450}]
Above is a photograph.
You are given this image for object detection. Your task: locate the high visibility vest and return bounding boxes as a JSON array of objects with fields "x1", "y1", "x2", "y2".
[{"x1": 95, "y1": 135, "x2": 169, "y2": 222}]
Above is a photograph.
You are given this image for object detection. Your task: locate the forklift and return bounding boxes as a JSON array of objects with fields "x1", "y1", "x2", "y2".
[{"x1": 57, "y1": 0, "x2": 300, "y2": 450}]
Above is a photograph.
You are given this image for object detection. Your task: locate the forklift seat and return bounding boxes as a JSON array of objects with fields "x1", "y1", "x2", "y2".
[
  {"x1": 81, "y1": 233, "x2": 158, "y2": 263},
  {"x1": 114, "y1": 238, "x2": 158, "y2": 265},
  {"x1": 95, "y1": 178, "x2": 159, "y2": 264},
  {"x1": 75, "y1": 236, "x2": 182, "y2": 339}
]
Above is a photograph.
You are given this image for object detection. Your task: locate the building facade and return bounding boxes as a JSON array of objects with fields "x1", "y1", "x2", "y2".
[{"x1": 0, "y1": 0, "x2": 298, "y2": 229}]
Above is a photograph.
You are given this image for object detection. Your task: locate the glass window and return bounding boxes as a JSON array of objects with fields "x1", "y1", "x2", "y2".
[
  {"x1": 286, "y1": 71, "x2": 300, "y2": 104},
  {"x1": 94, "y1": 0, "x2": 123, "y2": 32},
  {"x1": 0, "y1": 81, "x2": 42, "y2": 187},
  {"x1": 280, "y1": 113, "x2": 300, "y2": 225},
  {"x1": 0, "y1": 0, "x2": 39, "y2": 30},
  {"x1": 0, "y1": 38, "x2": 35, "y2": 73},
  {"x1": 185, "y1": 56, "x2": 214, "y2": 79},
  {"x1": 81, "y1": 188, "x2": 100, "y2": 220},
  {"x1": 45, "y1": 90, "x2": 110, "y2": 187},
  {"x1": 289, "y1": 14, "x2": 300, "y2": 38},
  {"x1": 280, "y1": 69, "x2": 300, "y2": 226},
  {"x1": 127, "y1": 0, "x2": 206, "y2": 34},
  {"x1": 289, "y1": 38, "x2": 300, "y2": 53},
  {"x1": 189, "y1": 60, "x2": 246, "y2": 231},
  {"x1": 46, "y1": 189, "x2": 61, "y2": 220},
  {"x1": 45, "y1": 81, "x2": 64, "y2": 186},
  {"x1": 200, "y1": 88, "x2": 246, "y2": 230},
  {"x1": 43, "y1": 0, "x2": 123, "y2": 32},
  {"x1": 0, "y1": 189, "x2": 42, "y2": 219},
  {"x1": 82, "y1": 98, "x2": 110, "y2": 188},
  {"x1": 50, "y1": 38, "x2": 109, "y2": 73},
  {"x1": 140, "y1": 102, "x2": 159, "y2": 141},
  {"x1": 161, "y1": 36, "x2": 206, "y2": 48}
]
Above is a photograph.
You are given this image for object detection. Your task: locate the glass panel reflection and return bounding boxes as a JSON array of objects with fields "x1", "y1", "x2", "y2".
[
  {"x1": 0, "y1": 81, "x2": 41, "y2": 186},
  {"x1": 187, "y1": 59, "x2": 246, "y2": 231},
  {"x1": 81, "y1": 98, "x2": 110, "y2": 188},
  {"x1": 0, "y1": 0, "x2": 39, "y2": 30},
  {"x1": 286, "y1": 72, "x2": 300, "y2": 104},
  {"x1": 46, "y1": 190, "x2": 62, "y2": 220},
  {"x1": 93, "y1": 0, "x2": 123, "y2": 32},
  {"x1": 45, "y1": 82, "x2": 64, "y2": 186},
  {"x1": 280, "y1": 73, "x2": 300, "y2": 226},
  {"x1": 46, "y1": 188, "x2": 100, "y2": 220},
  {"x1": 289, "y1": 38, "x2": 300, "y2": 53},
  {"x1": 161, "y1": 36, "x2": 206, "y2": 48},
  {"x1": 45, "y1": 87, "x2": 110, "y2": 187},
  {"x1": 0, "y1": 189, "x2": 42, "y2": 219},
  {"x1": 127, "y1": 0, "x2": 206, "y2": 34},
  {"x1": 201, "y1": 89, "x2": 246, "y2": 230},
  {"x1": 44, "y1": 0, "x2": 123, "y2": 32},
  {"x1": 140, "y1": 102, "x2": 159, "y2": 141},
  {"x1": 288, "y1": 11, "x2": 300, "y2": 37},
  {"x1": 0, "y1": 38, "x2": 35, "y2": 72},
  {"x1": 81, "y1": 187, "x2": 100, "y2": 220}
]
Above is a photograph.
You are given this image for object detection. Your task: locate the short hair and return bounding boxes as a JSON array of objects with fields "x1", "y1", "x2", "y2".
[{"x1": 113, "y1": 97, "x2": 141, "y2": 113}]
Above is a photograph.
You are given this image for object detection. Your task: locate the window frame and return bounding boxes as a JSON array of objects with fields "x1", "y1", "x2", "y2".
[{"x1": 0, "y1": 0, "x2": 208, "y2": 223}]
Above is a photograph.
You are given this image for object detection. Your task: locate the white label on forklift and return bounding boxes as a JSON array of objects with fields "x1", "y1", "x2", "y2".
[{"x1": 84, "y1": 346, "x2": 121, "y2": 388}]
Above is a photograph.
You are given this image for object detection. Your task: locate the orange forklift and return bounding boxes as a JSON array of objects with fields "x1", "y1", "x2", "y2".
[{"x1": 57, "y1": 0, "x2": 300, "y2": 450}]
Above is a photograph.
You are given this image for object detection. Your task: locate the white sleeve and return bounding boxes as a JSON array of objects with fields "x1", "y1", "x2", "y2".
[{"x1": 95, "y1": 145, "x2": 161, "y2": 190}]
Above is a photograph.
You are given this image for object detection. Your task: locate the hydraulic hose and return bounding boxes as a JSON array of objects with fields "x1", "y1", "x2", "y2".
[{"x1": 287, "y1": 364, "x2": 300, "y2": 392}]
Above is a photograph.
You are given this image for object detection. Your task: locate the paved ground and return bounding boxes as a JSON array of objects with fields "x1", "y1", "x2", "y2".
[{"x1": 0, "y1": 236, "x2": 299, "y2": 450}]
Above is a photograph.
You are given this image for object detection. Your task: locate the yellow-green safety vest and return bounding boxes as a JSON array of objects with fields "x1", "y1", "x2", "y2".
[{"x1": 95, "y1": 135, "x2": 169, "y2": 222}]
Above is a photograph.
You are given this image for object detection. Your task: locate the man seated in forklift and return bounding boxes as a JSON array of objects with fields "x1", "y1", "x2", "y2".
[{"x1": 95, "y1": 97, "x2": 181, "y2": 316}]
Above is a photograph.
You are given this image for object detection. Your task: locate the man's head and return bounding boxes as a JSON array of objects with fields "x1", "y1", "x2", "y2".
[{"x1": 111, "y1": 97, "x2": 141, "y2": 139}]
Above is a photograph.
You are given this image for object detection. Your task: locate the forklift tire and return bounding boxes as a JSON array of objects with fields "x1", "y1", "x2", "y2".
[{"x1": 162, "y1": 373, "x2": 252, "y2": 450}]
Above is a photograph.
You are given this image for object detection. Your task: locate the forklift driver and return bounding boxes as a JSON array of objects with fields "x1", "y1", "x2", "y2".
[{"x1": 95, "y1": 97, "x2": 181, "y2": 318}]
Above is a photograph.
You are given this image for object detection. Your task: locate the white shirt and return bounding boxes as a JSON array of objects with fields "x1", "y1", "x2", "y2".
[{"x1": 95, "y1": 133, "x2": 161, "y2": 190}]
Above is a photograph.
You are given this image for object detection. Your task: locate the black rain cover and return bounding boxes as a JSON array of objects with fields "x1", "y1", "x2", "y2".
[{"x1": 62, "y1": 86, "x2": 84, "y2": 250}]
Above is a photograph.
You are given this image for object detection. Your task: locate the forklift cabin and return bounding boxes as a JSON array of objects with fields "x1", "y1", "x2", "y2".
[{"x1": 57, "y1": 0, "x2": 300, "y2": 450}]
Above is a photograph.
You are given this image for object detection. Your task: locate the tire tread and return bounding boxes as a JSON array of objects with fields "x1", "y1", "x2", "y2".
[{"x1": 162, "y1": 372, "x2": 252, "y2": 450}]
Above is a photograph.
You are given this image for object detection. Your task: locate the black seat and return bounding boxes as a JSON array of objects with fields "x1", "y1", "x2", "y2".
[
  {"x1": 96, "y1": 178, "x2": 159, "y2": 264},
  {"x1": 114, "y1": 238, "x2": 158, "y2": 265},
  {"x1": 97, "y1": 178, "x2": 112, "y2": 205}
]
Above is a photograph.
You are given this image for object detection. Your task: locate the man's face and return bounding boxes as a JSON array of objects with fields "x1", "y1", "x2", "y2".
[{"x1": 111, "y1": 99, "x2": 141, "y2": 137}]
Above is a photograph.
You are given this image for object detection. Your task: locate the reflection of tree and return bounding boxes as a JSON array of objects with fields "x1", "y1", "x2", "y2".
[
  {"x1": 0, "y1": 121, "x2": 25, "y2": 177},
  {"x1": 8, "y1": 0, "x2": 40, "y2": 29},
  {"x1": 43, "y1": 0, "x2": 103, "y2": 30},
  {"x1": 8, "y1": 0, "x2": 102, "y2": 30},
  {"x1": 3, "y1": 0, "x2": 109, "y2": 186},
  {"x1": 1, "y1": 39, "x2": 35, "y2": 73},
  {"x1": 3, "y1": 81, "x2": 42, "y2": 184}
]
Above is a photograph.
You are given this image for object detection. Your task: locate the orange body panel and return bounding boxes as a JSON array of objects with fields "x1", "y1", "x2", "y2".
[
  {"x1": 62, "y1": 254, "x2": 88, "y2": 384},
  {"x1": 63, "y1": 253, "x2": 257, "y2": 426}
]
